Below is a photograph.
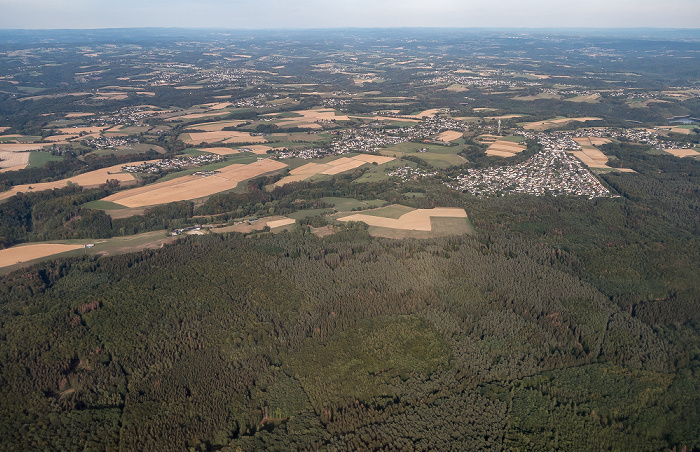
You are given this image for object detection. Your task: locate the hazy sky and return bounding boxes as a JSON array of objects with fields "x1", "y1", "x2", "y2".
[{"x1": 0, "y1": 0, "x2": 698, "y2": 29}]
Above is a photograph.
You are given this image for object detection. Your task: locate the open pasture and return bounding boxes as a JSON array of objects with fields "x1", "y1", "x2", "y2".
[
  {"x1": 186, "y1": 120, "x2": 247, "y2": 131},
  {"x1": 103, "y1": 158, "x2": 287, "y2": 208},
  {"x1": 197, "y1": 147, "x2": 242, "y2": 156}
]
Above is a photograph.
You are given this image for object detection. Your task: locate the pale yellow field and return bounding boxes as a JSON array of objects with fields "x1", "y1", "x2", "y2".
[
  {"x1": 523, "y1": 117, "x2": 602, "y2": 131},
  {"x1": 267, "y1": 218, "x2": 296, "y2": 229},
  {"x1": 274, "y1": 154, "x2": 394, "y2": 187},
  {"x1": 445, "y1": 84, "x2": 468, "y2": 92},
  {"x1": 570, "y1": 149, "x2": 609, "y2": 167},
  {"x1": 270, "y1": 109, "x2": 351, "y2": 129},
  {"x1": 486, "y1": 140, "x2": 526, "y2": 157},
  {"x1": 57, "y1": 126, "x2": 108, "y2": 135},
  {"x1": 338, "y1": 207, "x2": 468, "y2": 231},
  {"x1": 415, "y1": 109, "x2": 440, "y2": 118},
  {"x1": 0, "y1": 127, "x2": 9, "y2": 133},
  {"x1": 65, "y1": 112, "x2": 94, "y2": 118},
  {"x1": 0, "y1": 244, "x2": 84, "y2": 268},
  {"x1": 664, "y1": 148, "x2": 700, "y2": 158},
  {"x1": 348, "y1": 115, "x2": 422, "y2": 123},
  {"x1": 436, "y1": 130, "x2": 463, "y2": 142},
  {"x1": 186, "y1": 120, "x2": 247, "y2": 132},
  {"x1": 175, "y1": 85, "x2": 203, "y2": 90},
  {"x1": 0, "y1": 162, "x2": 143, "y2": 201},
  {"x1": 237, "y1": 145, "x2": 282, "y2": 155},
  {"x1": 45, "y1": 134, "x2": 79, "y2": 142},
  {"x1": 0, "y1": 151, "x2": 30, "y2": 169},
  {"x1": 183, "y1": 131, "x2": 267, "y2": 144},
  {"x1": 0, "y1": 143, "x2": 54, "y2": 152},
  {"x1": 166, "y1": 111, "x2": 232, "y2": 122},
  {"x1": 103, "y1": 159, "x2": 287, "y2": 208},
  {"x1": 485, "y1": 114, "x2": 524, "y2": 120},
  {"x1": 197, "y1": 147, "x2": 241, "y2": 155},
  {"x1": 656, "y1": 126, "x2": 692, "y2": 135}
]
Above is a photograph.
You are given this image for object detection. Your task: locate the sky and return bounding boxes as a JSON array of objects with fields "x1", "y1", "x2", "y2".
[{"x1": 0, "y1": 0, "x2": 698, "y2": 29}]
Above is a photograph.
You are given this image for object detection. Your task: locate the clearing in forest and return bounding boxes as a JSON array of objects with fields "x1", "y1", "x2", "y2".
[{"x1": 104, "y1": 158, "x2": 287, "y2": 208}]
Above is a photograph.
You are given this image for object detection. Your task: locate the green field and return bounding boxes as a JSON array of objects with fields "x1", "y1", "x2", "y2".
[
  {"x1": 380, "y1": 142, "x2": 466, "y2": 168},
  {"x1": 353, "y1": 158, "x2": 417, "y2": 183},
  {"x1": 156, "y1": 154, "x2": 260, "y2": 183},
  {"x1": 0, "y1": 135, "x2": 42, "y2": 142},
  {"x1": 357, "y1": 204, "x2": 415, "y2": 219},
  {"x1": 286, "y1": 208, "x2": 336, "y2": 220},
  {"x1": 320, "y1": 197, "x2": 387, "y2": 212},
  {"x1": 27, "y1": 151, "x2": 63, "y2": 168},
  {"x1": 499, "y1": 135, "x2": 527, "y2": 143}
]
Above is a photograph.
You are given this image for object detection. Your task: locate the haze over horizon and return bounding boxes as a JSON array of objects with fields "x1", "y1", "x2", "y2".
[{"x1": 0, "y1": 0, "x2": 698, "y2": 30}]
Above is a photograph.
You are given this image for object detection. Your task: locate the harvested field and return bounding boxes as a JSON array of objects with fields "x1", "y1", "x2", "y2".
[
  {"x1": 523, "y1": 117, "x2": 602, "y2": 131},
  {"x1": 65, "y1": 112, "x2": 94, "y2": 118},
  {"x1": 182, "y1": 131, "x2": 267, "y2": 144},
  {"x1": 186, "y1": 120, "x2": 247, "y2": 131},
  {"x1": 0, "y1": 243, "x2": 84, "y2": 268},
  {"x1": 271, "y1": 109, "x2": 350, "y2": 129},
  {"x1": 0, "y1": 127, "x2": 9, "y2": 133},
  {"x1": 197, "y1": 147, "x2": 241, "y2": 155},
  {"x1": 103, "y1": 159, "x2": 287, "y2": 208},
  {"x1": 486, "y1": 140, "x2": 526, "y2": 157},
  {"x1": 565, "y1": 94, "x2": 600, "y2": 103},
  {"x1": 267, "y1": 217, "x2": 296, "y2": 229},
  {"x1": 44, "y1": 134, "x2": 79, "y2": 142},
  {"x1": 436, "y1": 130, "x2": 463, "y2": 142},
  {"x1": 485, "y1": 114, "x2": 524, "y2": 120},
  {"x1": 0, "y1": 143, "x2": 51, "y2": 152},
  {"x1": 175, "y1": 85, "x2": 203, "y2": 90},
  {"x1": 570, "y1": 149, "x2": 609, "y2": 168},
  {"x1": 0, "y1": 162, "x2": 142, "y2": 201},
  {"x1": 338, "y1": 206, "x2": 469, "y2": 233},
  {"x1": 168, "y1": 111, "x2": 232, "y2": 121},
  {"x1": 0, "y1": 151, "x2": 30, "y2": 169},
  {"x1": 273, "y1": 154, "x2": 394, "y2": 187},
  {"x1": 414, "y1": 109, "x2": 440, "y2": 118},
  {"x1": 513, "y1": 93, "x2": 562, "y2": 101},
  {"x1": 664, "y1": 148, "x2": 700, "y2": 158}
]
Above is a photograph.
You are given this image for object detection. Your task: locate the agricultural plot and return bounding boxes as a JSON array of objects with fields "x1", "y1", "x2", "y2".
[
  {"x1": 570, "y1": 138, "x2": 635, "y2": 172},
  {"x1": 104, "y1": 158, "x2": 287, "y2": 208},
  {"x1": 0, "y1": 151, "x2": 30, "y2": 171},
  {"x1": 486, "y1": 138, "x2": 527, "y2": 157},
  {"x1": 381, "y1": 142, "x2": 466, "y2": 168},
  {"x1": 181, "y1": 131, "x2": 268, "y2": 145},
  {"x1": 565, "y1": 94, "x2": 601, "y2": 103},
  {"x1": 0, "y1": 162, "x2": 142, "y2": 201},
  {"x1": 185, "y1": 120, "x2": 247, "y2": 131},
  {"x1": 512, "y1": 93, "x2": 562, "y2": 101},
  {"x1": 436, "y1": 130, "x2": 464, "y2": 142},
  {"x1": 663, "y1": 148, "x2": 700, "y2": 158},
  {"x1": 273, "y1": 154, "x2": 394, "y2": 187},
  {"x1": 522, "y1": 117, "x2": 602, "y2": 131},
  {"x1": 0, "y1": 244, "x2": 84, "y2": 269},
  {"x1": 196, "y1": 147, "x2": 242, "y2": 155},
  {"x1": 337, "y1": 206, "x2": 472, "y2": 238},
  {"x1": 264, "y1": 108, "x2": 350, "y2": 129}
]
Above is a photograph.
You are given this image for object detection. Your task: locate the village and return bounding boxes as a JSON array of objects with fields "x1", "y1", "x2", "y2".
[{"x1": 446, "y1": 148, "x2": 613, "y2": 198}]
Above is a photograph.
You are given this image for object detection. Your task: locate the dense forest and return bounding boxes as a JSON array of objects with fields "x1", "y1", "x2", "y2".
[{"x1": 1, "y1": 149, "x2": 699, "y2": 451}]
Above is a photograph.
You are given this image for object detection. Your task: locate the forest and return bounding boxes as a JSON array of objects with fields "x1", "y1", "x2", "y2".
[{"x1": 0, "y1": 149, "x2": 699, "y2": 451}]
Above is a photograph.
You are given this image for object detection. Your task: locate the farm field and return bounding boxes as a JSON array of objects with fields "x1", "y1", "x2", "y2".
[
  {"x1": 186, "y1": 120, "x2": 248, "y2": 131},
  {"x1": 436, "y1": 130, "x2": 464, "y2": 142},
  {"x1": 0, "y1": 243, "x2": 84, "y2": 269},
  {"x1": 380, "y1": 142, "x2": 466, "y2": 168},
  {"x1": 0, "y1": 162, "x2": 143, "y2": 201},
  {"x1": 570, "y1": 138, "x2": 635, "y2": 172},
  {"x1": 104, "y1": 158, "x2": 287, "y2": 208},
  {"x1": 336, "y1": 205, "x2": 472, "y2": 238},
  {"x1": 522, "y1": 117, "x2": 602, "y2": 131},
  {"x1": 273, "y1": 154, "x2": 394, "y2": 187},
  {"x1": 486, "y1": 138, "x2": 526, "y2": 157},
  {"x1": 264, "y1": 108, "x2": 350, "y2": 129},
  {"x1": 0, "y1": 151, "x2": 30, "y2": 171},
  {"x1": 181, "y1": 131, "x2": 268, "y2": 145},
  {"x1": 663, "y1": 148, "x2": 700, "y2": 158},
  {"x1": 512, "y1": 93, "x2": 562, "y2": 101}
]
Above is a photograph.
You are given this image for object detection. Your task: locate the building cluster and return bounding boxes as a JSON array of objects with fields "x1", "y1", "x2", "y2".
[
  {"x1": 89, "y1": 107, "x2": 160, "y2": 127},
  {"x1": 231, "y1": 93, "x2": 274, "y2": 108},
  {"x1": 426, "y1": 74, "x2": 541, "y2": 89},
  {"x1": 83, "y1": 136, "x2": 139, "y2": 149},
  {"x1": 386, "y1": 165, "x2": 438, "y2": 181},
  {"x1": 122, "y1": 154, "x2": 223, "y2": 173},
  {"x1": 446, "y1": 149, "x2": 612, "y2": 199}
]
